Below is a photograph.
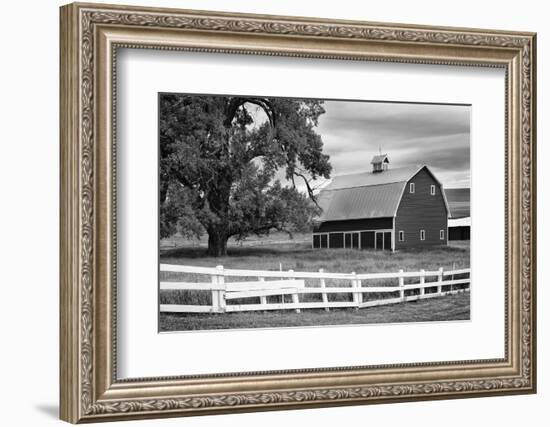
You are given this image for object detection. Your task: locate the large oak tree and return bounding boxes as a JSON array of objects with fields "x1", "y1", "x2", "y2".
[{"x1": 160, "y1": 94, "x2": 331, "y2": 256}]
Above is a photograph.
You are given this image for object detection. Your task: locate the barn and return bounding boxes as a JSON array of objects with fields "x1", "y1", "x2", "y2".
[
  {"x1": 312, "y1": 154, "x2": 450, "y2": 251},
  {"x1": 445, "y1": 188, "x2": 470, "y2": 240}
]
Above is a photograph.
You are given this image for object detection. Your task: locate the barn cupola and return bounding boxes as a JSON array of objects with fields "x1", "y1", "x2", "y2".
[{"x1": 371, "y1": 154, "x2": 389, "y2": 173}]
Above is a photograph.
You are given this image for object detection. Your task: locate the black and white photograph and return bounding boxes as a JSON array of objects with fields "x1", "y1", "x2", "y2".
[{"x1": 158, "y1": 94, "x2": 471, "y2": 332}]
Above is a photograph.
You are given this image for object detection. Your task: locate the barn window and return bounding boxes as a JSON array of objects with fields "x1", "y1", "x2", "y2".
[
  {"x1": 409, "y1": 182, "x2": 415, "y2": 193},
  {"x1": 430, "y1": 185, "x2": 436, "y2": 195},
  {"x1": 399, "y1": 231, "x2": 404, "y2": 242},
  {"x1": 420, "y1": 229, "x2": 426, "y2": 241},
  {"x1": 440, "y1": 229, "x2": 445, "y2": 240}
]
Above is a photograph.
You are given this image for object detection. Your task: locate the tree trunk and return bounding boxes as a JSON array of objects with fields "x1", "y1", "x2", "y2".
[
  {"x1": 204, "y1": 167, "x2": 233, "y2": 257},
  {"x1": 207, "y1": 228, "x2": 229, "y2": 257}
]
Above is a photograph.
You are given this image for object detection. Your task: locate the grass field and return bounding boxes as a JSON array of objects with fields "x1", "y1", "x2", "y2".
[
  {"x1": 161, "y1": 233, "x2": 469, "y2": 274},
  {"x1": 159, "y1": 233, "x2": 470, "y2": 330},
  {"x1": 160, "y1": 292, "x2": 470, "y2": 331}
]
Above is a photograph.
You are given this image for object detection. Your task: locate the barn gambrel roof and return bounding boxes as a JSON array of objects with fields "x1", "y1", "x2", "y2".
[
  {"x1": 316, "y1": 165, "x2": 450, "y2": 222},
  {"x1": 444, "y1": 188, "x2": 470, "y2": 219}
]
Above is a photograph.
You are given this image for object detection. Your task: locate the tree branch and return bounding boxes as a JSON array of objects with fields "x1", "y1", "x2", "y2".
[
  {"x1": 293, "y1": 171, "x2": 320, "y2": 208},
  {"x1": 224, "y1": 97, "x2": 275, "y2": 128}
]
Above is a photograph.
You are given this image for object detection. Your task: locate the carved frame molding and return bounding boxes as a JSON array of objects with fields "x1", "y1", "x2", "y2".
[{"x1": 60, "y1": 2, "x2": 536, "y2": 423}]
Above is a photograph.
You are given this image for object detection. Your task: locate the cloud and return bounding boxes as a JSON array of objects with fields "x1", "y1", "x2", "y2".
[{"x1": 316, "y1": 101, "x2": 470, "y2": 188}]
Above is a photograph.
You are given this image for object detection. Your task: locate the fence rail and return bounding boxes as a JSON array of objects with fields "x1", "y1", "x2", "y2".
[{"x1": 160, "y1": 264, "x2": 470, "y2": 314}]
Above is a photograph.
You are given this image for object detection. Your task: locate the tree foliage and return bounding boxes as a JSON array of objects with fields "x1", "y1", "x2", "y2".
[{"x1": 159, "y1": 94, "x2": 331, "y2": 256}]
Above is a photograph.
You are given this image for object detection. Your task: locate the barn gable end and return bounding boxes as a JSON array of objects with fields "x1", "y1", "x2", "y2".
[{"x1": 394, "y1": 167, "x2": 448, "y2": 249}]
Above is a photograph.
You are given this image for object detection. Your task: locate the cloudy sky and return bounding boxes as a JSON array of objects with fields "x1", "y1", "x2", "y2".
[
  {"x1": 316, "y1": 100, "x2": 471, "y2": 189},
  {"x1": 249, "y1": 99, "x2": 470, "y2": 192}
]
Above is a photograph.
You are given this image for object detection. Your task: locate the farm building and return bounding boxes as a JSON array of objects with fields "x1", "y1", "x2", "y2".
[
  {"x1": 445, "y1": 188, "x2": 470, "y2": 240},
  {"x1": 312, "y1": 154, "x2": 450, "y2": 250}
]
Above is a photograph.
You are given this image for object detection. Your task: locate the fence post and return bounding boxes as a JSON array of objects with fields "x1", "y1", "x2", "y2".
[
  {"x1": 356, "y1": 275, "x2": 363, "y2": 306},
  {"x1": 356, "y1": 279, "x2": 363, "y2": 306},
  {"x1": 351, "y1": 272, "x2": 359, "y2": 308},
  {"x1": 437, "y1": 267, "x2": 443, "y2": 295},
  {"x1": 319, "y1": 268, "x2": 329, "y2": 312},
  {"x1": 216, "y1": 265, "x2": 226, "y2": 312},
  {"x1": 289, "y1": 269, "x2": 300, "y2": 313},
  {"x1": 399, "y1": 269, "x2": 405, "y2": 301},
  {"x1": 451, "y1": 262, "x2": 456, "y2": 292},
  {"x1": 211, "y1": 267, "x2": 220, "y2": 313},
  {"x1": 420, "y1": 269, "x2": 425, "y2": 296},
  {"x1": 258, "y1": 276, "x2": 267, "y2": 307}
]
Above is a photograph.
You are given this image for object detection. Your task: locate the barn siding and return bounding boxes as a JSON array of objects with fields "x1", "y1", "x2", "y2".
[
  {"x1": 394, "y1": 168, "x2": 448, "y2": 249},
  {"x1": 315, "y1": 217, "x2": 393, "y2": 233}
]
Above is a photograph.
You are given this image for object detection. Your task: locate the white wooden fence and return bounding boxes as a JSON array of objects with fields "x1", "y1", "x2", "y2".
[{"x1": 160, "y1": 264, "x2": 470, "y2": 314}]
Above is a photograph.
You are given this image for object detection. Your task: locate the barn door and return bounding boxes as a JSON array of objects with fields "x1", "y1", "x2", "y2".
[
  {"x1": 344, "y1": 233, "x2": 352, "y2": 248},
  {"x1": 375, "y1": 232, "x2": 384, "y2": 250},
  {"x1": 383, "y1": 232, "x2": 392, "y2": 251},
  {"x1": 352, "y1": 232, "x2": 360, "y2": 249},
  {"x1": 361, "y1": 231, "x2": 375, "y2": 249}
]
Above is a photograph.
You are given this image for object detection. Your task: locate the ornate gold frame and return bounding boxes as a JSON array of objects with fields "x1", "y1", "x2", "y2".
[{"x1": 60, "y1": 2, "x2": 536, "y2": 423}]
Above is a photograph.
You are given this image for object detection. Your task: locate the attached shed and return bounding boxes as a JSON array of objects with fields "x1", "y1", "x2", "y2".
[
  {"x1": 313, "y1": 155, "x2": 450, "y2": 250},
  {"x1": 444, "y1": 188, "x2": 471, "y2": 241},
  {"x1": 448, "y1": 216, "x2": 471, "y2": 240}
]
